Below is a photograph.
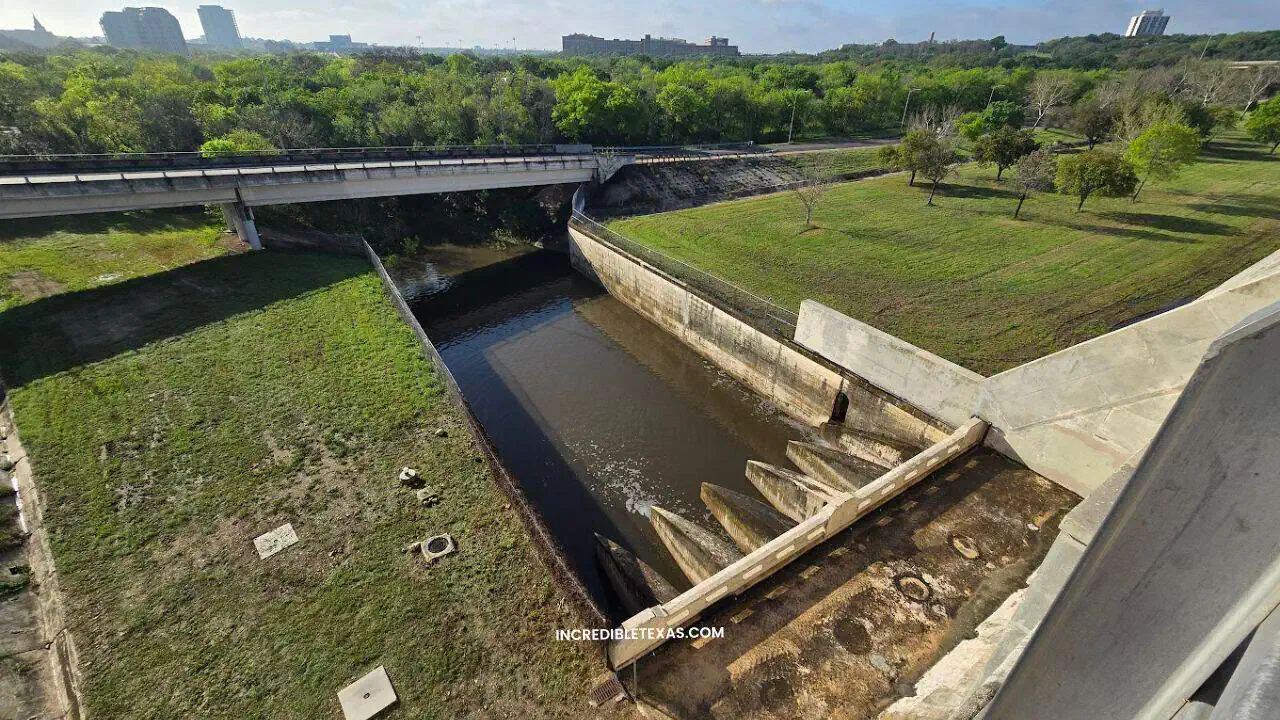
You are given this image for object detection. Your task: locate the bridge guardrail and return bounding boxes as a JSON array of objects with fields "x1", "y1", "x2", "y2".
[
  {"x1": 0, "y1": 143, "x2": 568, "y2": 175},
  {"x1": 569, "y1": 211, "x2": 799, "y2": 340}
]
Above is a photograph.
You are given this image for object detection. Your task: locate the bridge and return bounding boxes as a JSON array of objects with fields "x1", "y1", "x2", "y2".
[{"x1": 0, "y1": 144, "x2": 651, "y2": 249}]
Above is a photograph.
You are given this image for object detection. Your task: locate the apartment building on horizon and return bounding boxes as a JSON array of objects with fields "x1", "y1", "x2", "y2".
[
  {"x1": 197, "y1": 5, "x2": 242, "y2": 50},
  {"x1": 100, "y1": 7, "x2": 187, "y2": 54},
  {"x1": 562, "y1": 32, "x2": 740, "y2": 57}
]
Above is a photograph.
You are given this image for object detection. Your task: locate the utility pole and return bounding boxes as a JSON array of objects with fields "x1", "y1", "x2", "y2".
[{"x1": 901, "y1": 87, "x2": 921, "y2": 127}]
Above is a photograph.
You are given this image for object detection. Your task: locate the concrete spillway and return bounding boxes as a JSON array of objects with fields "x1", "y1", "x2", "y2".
[
  {"x1": 700, "y1": 483, "x2": 796, "y2": 553},
  {"x1": 649, "y1": 506, "x2": 743, "y2": 584}
]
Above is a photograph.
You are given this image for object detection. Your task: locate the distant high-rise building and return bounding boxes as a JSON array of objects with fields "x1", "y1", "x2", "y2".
[
  {"x1": 1125, "y1": 9, "x2": 1170, "y2": 37},
  {"x1": 100, "y1": 7, "x2": 187, "y2": 54},
  {"x1": 197, "y1": 5, "x2": 242, "y2": 49}
]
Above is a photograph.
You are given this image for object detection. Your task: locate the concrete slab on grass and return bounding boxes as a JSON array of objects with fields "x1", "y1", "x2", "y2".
[
  {"x1": 338, "y1": 666, "x2": 397, "y2": 720},
  {"x1": 252, "y1": 523, "x2": 299, "y2": 559}
]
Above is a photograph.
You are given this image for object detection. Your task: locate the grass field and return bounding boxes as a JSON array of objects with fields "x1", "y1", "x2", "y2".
[
  {"x1": 786, "y1": 145, "x2": 893, "y2": 175},
  {"x1": 610, "y1": 134, "x2": 1280, "y2": 374},
  {"x1": 0, "y1": 217, "x2": 605, "y2": 718},
  {"x1": 0, "y1": 210, "x2": 234, "y2": 311}
]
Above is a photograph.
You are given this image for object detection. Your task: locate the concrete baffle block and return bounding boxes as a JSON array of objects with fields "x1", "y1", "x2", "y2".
[
  {"x1": 786, "y1": 440, "x2": 885, "y2": 492},
  {"x1": 700, "y1": 482, "x2": 795, "y2": 553},
  {"x1": 649, "y1": 506, "x2": 742, "y2": 584},
  {"x1": 338, "y1": 665, "x2": 397, "y2": 720}
]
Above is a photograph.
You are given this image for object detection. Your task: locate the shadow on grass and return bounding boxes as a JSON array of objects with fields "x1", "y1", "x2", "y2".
[
  {"x1": 1035, "y1": 215, "x2": 1205, "y2": 244},
  {"x1": 1198, "y1": 142, "x2": 1278, "y2": 163},
  {"x1": 930, "y1": 183, "x2": 1020, "y2": 200},
  {"x1": 0, "y1": 250, "x2": 368, "y2": 389},
  {"x1": 0, "y1": 208, "x2": 215, "y2": 243},
  {"x1": 1188, "y1": 195, "x2": 1280, "y2": 222},
  {"x1": 1096, "y1": 211, "x2": 1235, "y2": 236}
]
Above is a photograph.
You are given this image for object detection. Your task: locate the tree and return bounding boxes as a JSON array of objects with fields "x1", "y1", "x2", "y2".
[
  {"x1": 1245, "y1": 97, "x2": 1280, "y2": 154},
  {"x1": 1056, "y1": 149, "x2": 1138, "y2": 211},
  {"x1": 199, "y1": 130, "x2": 275, "y2": 158},
  {"x1": 1178, "y1": 100, "x2": 1217, "y2": 138},
  {"x1": 791, "y1": 155, "x2": 834, "y2": 229},
  {"x1": 1206, "y1": 105, "x2": 1240, "y2": 142},
  {"x1": 957, "y1": 111, "x2": 985, "y2": 142},
  {"x1": 1240, "y1": 65, "x2": 1280, "y2": 111},
  {"x1": 982, "y1": 100, "x2": 1025, "y2": 130},
  {"x1": 894, "y1": 129, "x2": 940, "y2": 187},
  {"x1": 973, "y1": 127, "x2": 1039, "y2": 180},
  {"x1": 1012, "y1": 148, "x2": 1057, "y2": 219},
  {"x1": 1116, "y1": 98, "x2": 1186, "y2": 143},
  {"x1": 917, "y1": 140, "x2": 958, "y2": 206},
  {"x1": 1183, "y1": 60, "x2": 1236, "y2": 106},
  {"x1": 1027, "y1": 73, "x2": 1074, "y2": 129},
  {"x1": 1125, "y1": 122, "x2": 1202, "y2": 201},
  {"x1": 1070, "y1": 100, "x2": 1115, "y2": 149}
]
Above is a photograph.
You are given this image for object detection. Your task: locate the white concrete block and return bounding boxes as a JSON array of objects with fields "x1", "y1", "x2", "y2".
[
  {"x1": 338, "y1": 666, "x2": 397, "y2": 720},
  {"x1": 253, "y1": 523, "x2": 299, "y2": 559}
]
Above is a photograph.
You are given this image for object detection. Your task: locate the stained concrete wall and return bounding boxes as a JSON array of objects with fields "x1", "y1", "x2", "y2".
[
  {"x1": 569, "y1": 226, "x2": 843, "y2": 426},
  {"x1": 975, "y1": 247, "x2": 1280, "y2": 497},
  {"x1": 795, "y1": 299, "x2": 984, "y2": 428}
]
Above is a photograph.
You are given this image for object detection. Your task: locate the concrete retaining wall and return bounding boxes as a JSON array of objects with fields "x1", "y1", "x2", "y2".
[
  {"x1": 569, "y1": 226, "x2": 843, "y2": 426},
  {"x1": 795, "y1": 299, "x2": 984, "y2": 428},
  {"x1": 976, "y1": 247, "x2": 1280, "y2": 497}
]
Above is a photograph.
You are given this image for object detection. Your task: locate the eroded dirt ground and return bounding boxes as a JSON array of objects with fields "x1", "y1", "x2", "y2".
[{"x1": 627, "y1": 447, "x2": 1078, "y2": 719}]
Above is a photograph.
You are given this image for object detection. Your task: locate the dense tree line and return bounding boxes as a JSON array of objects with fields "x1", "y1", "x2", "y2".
[
  {"x1": 2, "y1": 44, "x2": 1275, "y2": 156},
  {"x1": 816, "y1": 31, "x2": 1280, "y2": 71}
]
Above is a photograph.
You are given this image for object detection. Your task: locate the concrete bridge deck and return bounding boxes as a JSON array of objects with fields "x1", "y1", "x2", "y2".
[{"x1": 0, "y1": 152, "x2": 607, "y2": 220}]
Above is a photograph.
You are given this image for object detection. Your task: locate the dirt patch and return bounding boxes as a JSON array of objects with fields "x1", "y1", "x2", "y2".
[{"x1": 8, "y1": 270, "x2": 67, "y2": 301}]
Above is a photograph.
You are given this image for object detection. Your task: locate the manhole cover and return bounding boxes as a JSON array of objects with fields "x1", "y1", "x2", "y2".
[{"x1": 421, "y1": 534, "x2": 457, "y2": 564}]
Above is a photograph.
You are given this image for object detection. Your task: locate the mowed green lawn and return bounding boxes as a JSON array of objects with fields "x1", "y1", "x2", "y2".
[
  {"x1": 0, "y1": 210, "x2": 233, "y2": 311},
  {"x1": 611, "y1": 135, "x2": 1280, "y2": 374},
  {"x1": 0, "y1": 217, "x2": 605, "y2": 718}
]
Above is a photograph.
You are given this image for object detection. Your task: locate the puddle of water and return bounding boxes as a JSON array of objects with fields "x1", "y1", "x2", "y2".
[{"x1": 400, "y1": 244, "x2": 808, "y2": 618}]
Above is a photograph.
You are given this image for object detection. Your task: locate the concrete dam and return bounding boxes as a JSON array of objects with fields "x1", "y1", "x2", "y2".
[{"x1": 377, "y1": 195, "x2": 1079, "y2": 715}]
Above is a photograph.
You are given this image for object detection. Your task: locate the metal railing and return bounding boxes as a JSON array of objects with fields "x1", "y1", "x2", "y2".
[
  {"x1": 569, "y1": 210, "x2": 799, "y2": 339},
  {"x1": 0, "y1": 143, "x2": 572, "y2": 175}
]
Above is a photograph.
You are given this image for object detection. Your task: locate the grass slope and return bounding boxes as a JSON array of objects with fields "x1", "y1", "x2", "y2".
[
  {"x1": 611, "y1": 135, "x2": 1280, "y2": 374},
  {"x1": 0, "y1": 211, "x2": 232, "y2": 311},
  {"x1": 0, "y1": 220, "x2": 602, "y2": 718}
]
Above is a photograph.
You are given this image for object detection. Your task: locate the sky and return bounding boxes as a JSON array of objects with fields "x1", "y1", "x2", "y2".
[{"x1": 2, "y1": 0, "x2": 1278, "y2": 54}]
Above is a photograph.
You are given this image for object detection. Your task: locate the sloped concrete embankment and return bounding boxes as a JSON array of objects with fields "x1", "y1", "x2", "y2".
[{"x1": 591, "y1": 157, "x2": 893, "y2": 218}]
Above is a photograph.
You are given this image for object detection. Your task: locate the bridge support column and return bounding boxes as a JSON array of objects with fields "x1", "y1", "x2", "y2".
[{"x1": 220, "y1": 202, "x2": 262, "y2": 251}]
